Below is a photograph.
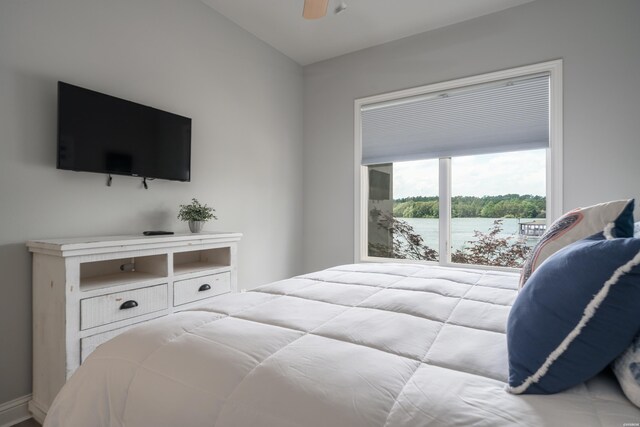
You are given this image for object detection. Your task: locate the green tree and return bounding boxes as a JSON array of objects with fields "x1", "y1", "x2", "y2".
[{"x1": 392, "y1": 194, "x2": 546, "y2": 219}]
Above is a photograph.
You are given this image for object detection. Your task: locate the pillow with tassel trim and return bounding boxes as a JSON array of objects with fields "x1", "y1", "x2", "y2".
[{"x1": 508, "y1": 233, "x2": 640, "y2": 394}]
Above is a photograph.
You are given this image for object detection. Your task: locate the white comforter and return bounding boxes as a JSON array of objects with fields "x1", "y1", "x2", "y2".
[{"x1": 45, "y1": 263, "x2": 640, "y2": 426}]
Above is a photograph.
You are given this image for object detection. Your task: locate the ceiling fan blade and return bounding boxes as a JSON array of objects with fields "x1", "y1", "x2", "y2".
[{"x1": 303, "y1": 0, "x2": 329, "y2": 19}]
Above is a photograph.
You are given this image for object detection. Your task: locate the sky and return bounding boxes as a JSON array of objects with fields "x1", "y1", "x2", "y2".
[{"x1": 392, "y1": 149, "x2": 546, "y2": 199}]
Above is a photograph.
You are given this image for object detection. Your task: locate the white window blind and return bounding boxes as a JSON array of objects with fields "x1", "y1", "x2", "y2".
[{"x1": 361, "y1": 74, "x2": 550, "y2": 165}]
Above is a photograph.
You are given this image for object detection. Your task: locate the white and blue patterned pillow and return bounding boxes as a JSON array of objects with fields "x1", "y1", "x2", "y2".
[
  {"x1": 613, "y1": 335, "x2": 640, "y2": 407},
  {"x1": 634, "y1": 221, "x2": 640, "y2": 238},
  {"x1": 519, "y1": 199, "x2": 635, "y2": 289},
  {"x1": 508, "y1": 234, "x2": 640, "y2": 394}
]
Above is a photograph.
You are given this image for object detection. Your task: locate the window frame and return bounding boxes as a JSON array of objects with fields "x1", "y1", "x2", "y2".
[{"x1": 354, "y1": 60, "x2": 563, "y2": 270}]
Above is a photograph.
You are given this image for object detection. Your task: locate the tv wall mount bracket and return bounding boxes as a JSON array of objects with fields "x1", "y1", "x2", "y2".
[{"x1": 105, "y1": 174, "x2": 153, "y2": 189}]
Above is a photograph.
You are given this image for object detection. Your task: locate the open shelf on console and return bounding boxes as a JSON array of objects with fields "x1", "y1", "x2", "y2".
[
  {"x1": 79, "y1": 254, "x2": 167, "y2": 291},
  {"x1": 173, "y1": 247, "x2": 230, "y2": 276}
]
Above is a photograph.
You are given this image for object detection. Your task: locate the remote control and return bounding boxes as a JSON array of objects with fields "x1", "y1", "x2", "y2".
[{"x1": 143, "y1": 231, "x2": 174, "y2": 236}]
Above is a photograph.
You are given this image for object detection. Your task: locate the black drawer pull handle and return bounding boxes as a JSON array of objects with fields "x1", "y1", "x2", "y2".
[
  {"x1": 198, "y1": 284, "x2": 211, "y2": 292},
  {"x1": 120, "y1": 300, "x2": 138, "y2": 310}
]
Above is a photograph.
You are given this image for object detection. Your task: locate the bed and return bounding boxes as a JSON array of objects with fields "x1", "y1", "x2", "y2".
[{"x1": 44, "y1": 263, "x2": 640, "y2": 426}]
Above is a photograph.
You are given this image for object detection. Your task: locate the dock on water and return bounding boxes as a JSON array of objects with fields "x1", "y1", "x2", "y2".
[{"x1": 519, "y1": 219, "x2": 546, "y2": 237}]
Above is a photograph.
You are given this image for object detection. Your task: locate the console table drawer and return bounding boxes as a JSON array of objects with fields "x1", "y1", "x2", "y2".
[
  {"x1": 174, "y1": 272, "x2": 230, "y2": 306},
  {"x1": 80, "y1": 284, "x2": 168, "y2": 330}
]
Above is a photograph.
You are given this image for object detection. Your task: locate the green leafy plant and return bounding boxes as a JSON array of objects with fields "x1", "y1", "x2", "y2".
[
  {"x1": 177, "y1": 198, "x2": 217, "y2": 222},
  {"x1": 451, "y1": 219, "x2": 531, "y2": 268}
]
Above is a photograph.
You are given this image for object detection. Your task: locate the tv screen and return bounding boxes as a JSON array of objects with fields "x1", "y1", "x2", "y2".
[{"x1": 57, "y1": 82, "x2": 191, "y2": 182}]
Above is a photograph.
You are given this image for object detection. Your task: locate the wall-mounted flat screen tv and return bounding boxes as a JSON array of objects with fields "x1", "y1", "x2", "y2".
[{"x1": 57, "y1": 81, "x2": 191, "y2": 182}]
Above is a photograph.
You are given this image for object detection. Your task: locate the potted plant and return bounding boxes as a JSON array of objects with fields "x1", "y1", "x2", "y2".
[{"x1": 178, "y1": 198, "x2": 217, "y2": 233}]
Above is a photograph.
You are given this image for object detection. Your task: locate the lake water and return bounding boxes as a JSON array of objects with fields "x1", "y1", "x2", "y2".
[{"x1": 401, "y1": 217, "x2": 542, "y2": 251}]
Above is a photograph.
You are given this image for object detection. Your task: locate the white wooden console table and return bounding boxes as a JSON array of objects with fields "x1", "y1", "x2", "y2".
[{"x1": 26, "y1": 232, "x2": 242, "y2": 423}]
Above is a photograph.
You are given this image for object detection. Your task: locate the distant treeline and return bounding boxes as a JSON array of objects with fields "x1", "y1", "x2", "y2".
[{"x1": 393, "y1": 194, "x2": 546, "y2": 219}]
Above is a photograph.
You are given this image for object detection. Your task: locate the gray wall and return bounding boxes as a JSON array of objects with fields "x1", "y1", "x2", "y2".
[
  {"x1": 0, "y1": 0, "x2": 303, "y2": 404},
  {"x1": 302, "y1": 0, "x2": 640, "y2": 273}
]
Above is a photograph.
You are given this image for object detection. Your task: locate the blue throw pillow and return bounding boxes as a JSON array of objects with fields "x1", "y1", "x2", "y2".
[{"x1": 507, "y1": 235, "x2": 640, "y2": 394}]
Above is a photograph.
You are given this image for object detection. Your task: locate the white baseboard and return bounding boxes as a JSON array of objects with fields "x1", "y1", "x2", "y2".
[
  {"x1": 27, "y1": 401, "x2": 46, "y2": 425},
  {"x1": 0, "y1": 394, "x2": 32, "y2": 427}
]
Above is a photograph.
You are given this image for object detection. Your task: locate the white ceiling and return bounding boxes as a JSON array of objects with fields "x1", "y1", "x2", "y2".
[{"x1": 200, "y1": 0, "x2": 536, "y2": 65}]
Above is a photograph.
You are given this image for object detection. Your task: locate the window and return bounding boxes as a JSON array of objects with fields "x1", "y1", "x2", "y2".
[
  {"x1": 356, "y1": 61, "x2": 563, "y2": 269},
  {"x1": 449, "y1": 150, "x2": 546, "y2": 267},
  {"x1": 367, "y1": 159, "x2": 440, "y2": 261}
]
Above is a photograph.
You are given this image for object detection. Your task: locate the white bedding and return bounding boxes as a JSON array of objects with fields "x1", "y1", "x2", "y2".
[{"x1": 45, "y1": 263, "x2": 640, "y2": 426}]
